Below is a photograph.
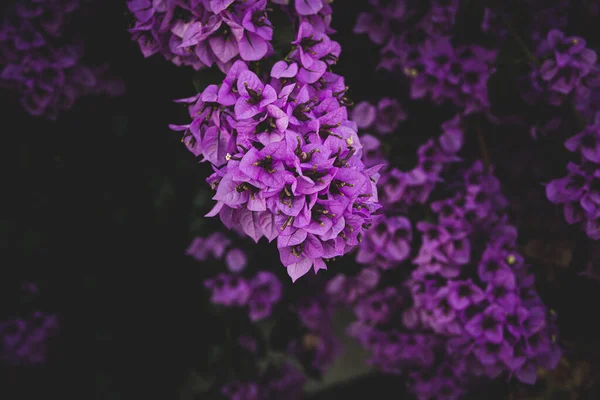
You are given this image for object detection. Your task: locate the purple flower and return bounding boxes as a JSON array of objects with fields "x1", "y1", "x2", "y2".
[
  {"x1": 235, "y1": 70, "x2": 278, "y2": 118},
  {"x1": 565, "y1": 112, "x2": 600, "y2": 163},
  {"x1": 128, "y1": 0, "x2": 276, "y2": 72},
  {"x1": 295, "y1": 0, "x2": 324, "y2": 16},
  {"x1": 326, "y1": 268, "x2": 380, "y2": 304},
  {"x1": 447, "y1": 280, "x2": 484, "y2": 311},
  {"x1": 526, "y1": 29, "x2": 598, "y2": 105},
  {"x1": 247, "y1": 271, "x2": 282, "y2": 321},
  {"x1": 465, "y1": 304, "x2": 505, "y2": 343},
  {"x1": 175, "y1": 56, "x2": 379, "y2": 281},
  {"x1": 351, "y1": 101, "x2": 377, "y2": 129},
  {"x1": 205, "y1": 274, "x2": 251, "y2": 306},
  {"x1": 225, "y1": 248, "x2": 247, "y2": 272},
  {"x1": 354, "y1": 12, "x2": 390, "y2": 45},
  {"x1": 374, "y1": 98, "x2": 406, "y2": 134}
]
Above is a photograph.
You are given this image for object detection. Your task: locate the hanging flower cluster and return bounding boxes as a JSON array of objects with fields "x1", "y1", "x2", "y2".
[
  {"x1": 141, "y1": 0, "x2": 600, "y2": 397},
  {"x1": 127, "y1": 0, "x2": 276, "y2": 72},
  {"x1": 172, "y1": 4, "x2": 381, "y2": 281}
]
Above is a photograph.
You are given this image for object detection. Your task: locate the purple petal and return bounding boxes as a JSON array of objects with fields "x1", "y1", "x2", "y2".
[
  {"x1": 287, "y1": 257, "x2": 313, "y2": 282},
  {"x1": 209, "y1": 35, "x2": 239, "y2": 63},
  {"x1": 278, "y1": 228, "x2": 308, "y2": 248},
  {"x1": 239, "y1": 31, "x2": 268, "y2": 61},
  {"x1": 258, "y1": 211, "x2": 279, "y2": 242},
  {"x1": 226, "y1": 248, "x2": 247, "y2": 272},
  {"x1": 271, "y1": 61, "x2": 299, "y2": 78},
  {"x1": 238, "y1": 209, "x2": 264, "y2": 243},
  {"x1": 295, "y1": 0, "x2": 323, "y2": 16}
]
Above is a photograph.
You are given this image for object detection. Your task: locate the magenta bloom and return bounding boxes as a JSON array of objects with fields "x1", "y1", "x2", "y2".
[
  {"x1": 175, "y1": 33, "x2": 379, "y2": 282},
  {"x1": 127, "y1": 0, "x2": 275, "y2": 72}
]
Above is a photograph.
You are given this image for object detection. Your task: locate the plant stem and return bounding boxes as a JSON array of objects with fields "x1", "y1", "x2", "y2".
[
  {"x1": 476, "y1": 123, "x2": 492, "y2": 171},
  {"x1": 501, "y1": 15, "x2": 538, "y2": 66}
]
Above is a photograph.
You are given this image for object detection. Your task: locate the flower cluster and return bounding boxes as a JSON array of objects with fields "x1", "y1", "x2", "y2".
[
  {"x1": 355, "y1": 0, "x2": 459, "y2": 46},
  {"x1": 547, "y1": 112, "x2": 600, "y2": 239},
  {"x1": 127, "y1": 0, "x2": 276, "y2": 72},
  {"x1": 405, "y1": 162, "x2": 561, "y2": 384},
  {"x1": 346, "y1": 161, "x2": 560, "y2": 397},
  {"x1": 407, "y1": 358, "x2": 469, "y2": 400},
  {"x1": 0, "y1": 311, "x2": 59, "y2": 365},
  {"x1": 526, "y1": 30, "x2": 599, "y2": 107},
  {"x1": 354, "y1": 110, "x2": 463, "y2": 270},
  {"x1": 186, "y1": 232, "x2": 248, "y2": 271},
  {"x1": 347, "y1": 285, "x2": 437, "y2": 374},
  {"x1": 401, "y1": 38, "x2": 497, "y2": 114},
  {"x1": 354, "y1": 1, "x2": 496, "y2": 114},
  {"x1": 205, "y1": 271, "x2": 282, "y2": 321},
  {"x1": 351, "y1": 97, "x2": 406, "y2": 135},
  {"x1": 356, "y1": 215, "x2": 412, "y2": 269},
  {"x1": 186, "y1": 233, "x2": 282, "y2": 320},
  {"x1": 0, "y1": 0, "x2": 123, "y2": 119},
  {"x1": 326, "y1": 267, "x2": 380, "y2": 305},
  {"x1": 370, "y1": 114, "x2": 463, "y2": 209},
  {"x1": 173, "y1": 14, "x2": 380, "y2": 281}
]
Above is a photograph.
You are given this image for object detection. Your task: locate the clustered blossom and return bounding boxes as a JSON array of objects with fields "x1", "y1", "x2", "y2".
[
  {"x1": 354, "y1": 1, "x2": 496, "y2": 114},
  {"x1": 401, "y1": 38, "x2": 497, "y2": 114},
  {"x1": 546, "y1": 112, "x2": 600, "y2": 240},
  {"x1": 407, "y1": 358, "x2": 469, "y2": 400},
  {"x1": 275, "y1": 0, "x2": 334, "y2": 35},
  {"x1": 347, "y1": 285, "x2": 436, "y2": 374},
  {"x1": 186, "y1": 233, "x2": 282, "y2": 320},
  {"x1": 354, "y1": 0, "x2": 459, "y2": 46},
  {"x1": 352, "y1": 98, "x2": 406, "y2": 134},
  {"x1": 186, "y1": 232, "x2": 249, "y2": 271},
  {"x1": 127, "y1": 0, "x2": 277, "y2": 72},
  {"x1": 326, "y1": 267, "x2": 380, "y2": 305},
  {"x1": 356, "y1": 215, "x2": 413, "y2": 269},
  {"x1": 354, "y1": 110, "x2": 463, "y2": 270},
  {"x1": 407, "y1": 162, "x2": 560, "y2": 384},
  {"x1": 161, "y1": 0, "x2": 591, "y2": 397},
  {"x1": 0, "y1": 0, "x2": 123, "y2": 119},
  {"x1": 364, "y1": 114, "x2": 463, "y2": 209},
  {"x1": 0, "y1": 311, "x2": 59, "y2": 365},
  {"x1": 526, "y1": 30, "x2": 599, "y2": 107},
  {"x1": 205, "y1": 271, "x2": 282, "y2": 321},
  {"x1": 347, "y1": 161, "x2": 561, "y2": 397},
  {"x1": 173, "y1": 14, "x2": 381, "y2": 281}
]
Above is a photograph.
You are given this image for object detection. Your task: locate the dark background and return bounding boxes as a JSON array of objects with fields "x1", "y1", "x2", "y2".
[{"x1": 2, "y1": 1, "x2": 600, "y2": 399}]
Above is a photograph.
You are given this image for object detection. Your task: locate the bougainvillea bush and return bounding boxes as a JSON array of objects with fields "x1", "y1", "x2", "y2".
[{"x1": 4, "y1": 0, "x2": 600, "y2": 399}]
